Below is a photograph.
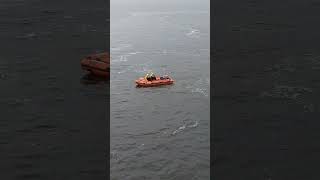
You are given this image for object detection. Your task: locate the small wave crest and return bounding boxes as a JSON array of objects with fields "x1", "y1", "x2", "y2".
[
  {"x1": 185, "y1": 78, "x2": 209, "y2": 97},
  {"x1": 111, "y1": 43, "x2": 132, "y2": 52},
  {"x1": 110, "y1": 151, "x2": 120, "y2": 162},
  {"x1": 128, "y1": 51, "x2": 143, "y2": 55},
  {"x1": 171, "y1": 121, "x2": 199, "y2": 135},
  {"x1": 186, "y1": 28, "x2": 200, "y2": 38},
  {"x1": 130, "y1": 10, "x2": 209, "y2": 17},
  {"x1": 112, "y1": 55, "x2": 128, "y2": 63},
  {"x1": 111, "y1": 52, "x2": 144, "y2": 64}
]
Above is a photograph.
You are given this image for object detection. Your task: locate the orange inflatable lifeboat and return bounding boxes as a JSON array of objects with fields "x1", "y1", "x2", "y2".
[
  {"x1": 135, "y1": 75, "x2": 174, "y2": 87},
  {"x1": 81, "y1": 52, "x2": 110, "y2": 78}
]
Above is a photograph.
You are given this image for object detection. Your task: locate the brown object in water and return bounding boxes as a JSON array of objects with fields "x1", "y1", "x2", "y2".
[{"x1": 81, "y1": 52, "x2": 110, "y2": 78}]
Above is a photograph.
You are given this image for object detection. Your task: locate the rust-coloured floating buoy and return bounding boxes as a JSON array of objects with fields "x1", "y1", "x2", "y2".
[{"x1": 81, "y1": 52, "x2": 110, "y2": 78}]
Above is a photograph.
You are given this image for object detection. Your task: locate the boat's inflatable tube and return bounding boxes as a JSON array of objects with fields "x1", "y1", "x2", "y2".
[{"x1": 81, "y1": 52, "x2": 110, "y2": 77}]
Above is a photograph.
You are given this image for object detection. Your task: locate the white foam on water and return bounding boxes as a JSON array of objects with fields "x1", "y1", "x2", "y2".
[
  {"x1": 117, "y1": 70, "x2": 127, "y2": 74},
  {"x1": 131, "y1": 62, "x2": 153, "y2": 74},
  {"x1": 111, "y1": 151, "x2": 120, "y2": 161},
  {"x1": 128, "y1": 51, "x2": 143, "y2": 55},
  {"x1": 192, "y1": 88, "x2": 208, "y2": 97},
  {"x1": 171, "y1": 121, "x2": 199, "y2": 135},
  {"x1": 130, "y1": 10, "x2": 209, "y2": 17},
  {"x1": 111, "y1": 43, "x2": 132, "y2": 52},
  {"x1": 112, "y1": 55, "x2": 129, "y2": 63},
  {"x1": 187, "y1": 121, "x2": 199, "y2": 128},
  {"x1": 184, "y1": 78, "x2": 209, "y2": 97},
  {"x1": 119, "y1": 55, "x2": 128, "y2": 62},
  {"x1": 172, "y1": 124, "x2": 186, "y2": 135},
  {"x1": 186, "y1": 28, "x2": 200, "y2": 38}
]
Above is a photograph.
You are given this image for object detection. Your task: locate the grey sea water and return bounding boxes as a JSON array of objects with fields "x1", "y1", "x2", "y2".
[
  {"x1": 213, "y1": 0, "x2": 320, "y2": 179},
  {"x1": 110, "y1": 0, "x2": 210, "y2": 179},
  {"x1": 0, "y1": 0, "x2": 108, "y2": 179}
]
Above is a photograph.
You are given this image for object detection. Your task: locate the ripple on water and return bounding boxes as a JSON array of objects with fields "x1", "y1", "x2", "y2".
[
  {"x1": 111, "y1": 43, "x2": 132, "y2": 52},
  {"x1": 260, "y1": 85, "x2": 312, "y2": 100},
  {"x1": 111, "y1": 7, "x2": 210, "y2": 179},
  {"x1": 112, "y1": 55, "x2": 128, "y2": 63},
  {"x1": 172, "y1": 121, "x2": 199, "y2": 136},
  {"x1": 186, "y1": 28, "x2": 201, "y2": 38},
  {"x1": 184, "y1": 78, "x2": 209, "y2": 97}
]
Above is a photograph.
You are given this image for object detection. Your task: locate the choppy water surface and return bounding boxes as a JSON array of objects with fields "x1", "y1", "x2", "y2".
[
  {"x1": 0, "y1": 0, "x2": 108, "y2": 179},
  {"x1": 213, "y1": 0, "x2": 320, "y2": 179},
  {"x1": 110, "y1": 1, "x2": 210, "y2": 179}
]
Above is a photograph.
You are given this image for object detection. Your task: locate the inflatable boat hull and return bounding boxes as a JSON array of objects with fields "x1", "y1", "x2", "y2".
[
  {"x1": 81, "y1": 52, "x2": 110, "y2": 78},
  {"x1": 135, "y1": 77, "x2": 174, "y2": 87}
]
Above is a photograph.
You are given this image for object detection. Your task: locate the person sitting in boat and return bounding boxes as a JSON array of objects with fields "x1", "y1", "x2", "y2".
[
  {"x1": 145, "y1": 73, "x2": 152, "y2": 81},
  {"x1": 150, "y1": 72, "x2": 156, "y2": 80}
]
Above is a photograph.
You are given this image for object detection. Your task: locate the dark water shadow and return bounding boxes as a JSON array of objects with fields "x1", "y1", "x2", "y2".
[{"x1": 80, "y1": 73, "x2": 109, "y2": 85}]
